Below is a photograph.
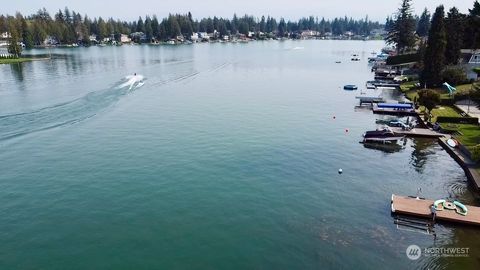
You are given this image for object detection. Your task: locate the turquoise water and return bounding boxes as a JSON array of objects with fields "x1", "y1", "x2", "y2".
[{"x1": 1, "y1": 40, "x2": 479, "y2": 269}]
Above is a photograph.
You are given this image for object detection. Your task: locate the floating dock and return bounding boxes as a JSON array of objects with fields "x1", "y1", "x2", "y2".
[
  {"x1": 391, "y1": 194, "x2": 480, "y2": 226},
  {"x1": 390, "y1": 127, "x2": 443, "y2": 138},
  {"x1": 372, "y1": 103, "x2": 416, "y2": 116},
  {"x1": 365, "y1": 80, "x2": 400, "y2": 89},
  {"x1": 356, "y1": 96, "x2": 385, "y2": 105}
]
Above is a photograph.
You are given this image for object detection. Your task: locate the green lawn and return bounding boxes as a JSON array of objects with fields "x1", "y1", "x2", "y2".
[
  {"x1": 432, "y1": 106, "x2": 461, "y2": 118},
  {"x1": 0, "y1": 58, "x2": 34, "y2": 64},
  {"x1": 418, "y1": 105, "x2": 461, "y2": 122},
  {"x1": 400, "y1": 82, "x2": 474, "y2": 101},
  {"x1": 455, "y1": 124, "x2": 480, "y2": 148}
]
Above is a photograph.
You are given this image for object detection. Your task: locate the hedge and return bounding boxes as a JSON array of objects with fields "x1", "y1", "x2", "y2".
[
  {"x1": 386, "y1": 53, "x2": 421, "y2": 65},
  {"x1": 436, "y1": 116, "x2": 479, "y2": 124}
]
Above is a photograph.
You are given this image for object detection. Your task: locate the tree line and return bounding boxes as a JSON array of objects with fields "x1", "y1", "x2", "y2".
[{"x1": 0, "y1": 7, "x2": 382, "y2": 50}]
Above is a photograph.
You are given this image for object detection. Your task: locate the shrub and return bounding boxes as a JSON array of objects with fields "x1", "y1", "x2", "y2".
[
  {"x1": 471, "y1": 144, "x2": 480, "y2": 162},
  {"x1": 442, "y1": 66, "x2": 468, "y2": 86},
  {"x1": 473, "y1": 67, "x2": 480, "y2": 76},
  {"x1": 418, "y1": 89, "x2": 441, "y2": 112}
]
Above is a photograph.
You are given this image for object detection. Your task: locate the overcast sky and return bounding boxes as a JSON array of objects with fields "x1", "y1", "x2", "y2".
[{"x1": 2, "y1": 0, "x2": 475, "y2": 22}]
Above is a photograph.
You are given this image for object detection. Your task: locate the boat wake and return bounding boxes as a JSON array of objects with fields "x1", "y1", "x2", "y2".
[
  {"x1": 0, "y1": 74, "x2": 146, "y2": 142},
  {"x1": 118, "y1": 74, "x2": 145, "y2": 90}
]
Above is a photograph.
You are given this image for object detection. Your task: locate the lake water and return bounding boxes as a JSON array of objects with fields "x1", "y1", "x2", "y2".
[{"x1": 1, "y1": 40, "x2": 479, "y2": 269}]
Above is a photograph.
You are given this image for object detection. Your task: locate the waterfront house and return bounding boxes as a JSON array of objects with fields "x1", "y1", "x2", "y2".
[
  {"x1": 460, "y1": 49, "x2": 480, "y2": 80},
  {"x1": 301, "y1": 30, "x2": 319, "y2": 39},
  {"x1": 130, "y1": 32, "x2": 147, "y2": 43},
  {"x1": 176, "y1": 35, "x2": 185, "y2": 42},
  {"x1": 120, "y1": 34, "x2": 131, "y2": 43},
  {"x1": 1, "y1": 32, "x2": 11, "y2": 39},
  {"x1": 43, "y1": 36, "x2": 59, "y2": 46},
  {"x1": 191, "y1": 33, "x2": 199, "y2": 42},
  {"x1": 89, "y1": 34, "x2": 97, "y2": 42}
]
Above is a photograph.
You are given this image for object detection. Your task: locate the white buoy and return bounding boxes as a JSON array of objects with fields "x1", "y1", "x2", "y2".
[{"x1": 338, "y1": 168, "x2": 343, "y2": 174}]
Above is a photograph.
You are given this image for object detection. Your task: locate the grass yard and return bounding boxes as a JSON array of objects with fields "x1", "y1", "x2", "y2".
[
  {"x1": 400, "y1": 82, "x2": 474, "y2": 101},
  {"x1": 455, "y1": 124, "x2": 480, "y2": 148},
  {"x1": 0, "y1": 58, "x2": 33, "y2": 64},
  {"x1": 418, "y1": 105, "x2": 462, "y2": 122}
]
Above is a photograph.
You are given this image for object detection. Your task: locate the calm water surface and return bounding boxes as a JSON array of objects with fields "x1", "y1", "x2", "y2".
[{"x1": 1, "y1": 40, "x2": 479, "y2": 269}]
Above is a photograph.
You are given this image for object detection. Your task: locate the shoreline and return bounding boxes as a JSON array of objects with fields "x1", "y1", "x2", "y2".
[
  {"x1": 15, "y1": 37, "x2": 383, "y2": 50},
  {"x1": 406, "y1": 99, "x2": 480, "y2": 192},
  {"x1": 0, "y1": 57, "x2": 51, "y2": 65}
]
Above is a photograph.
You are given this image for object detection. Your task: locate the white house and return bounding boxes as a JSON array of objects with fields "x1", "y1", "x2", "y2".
[
  {"x1": 120, "y1": 34, "x2": 131, "y2": 43},
  {"x1": 44, "y1": 36, "x2": 58, "y2": 45},
  {"x1": 301, "y1": 30, "x2": 319, "y2": 38},
  {"x1": 460, "y1": 49, "x2": 480, "y2": 80},
  {"x1": 191, "y1": 32, "x2": 199, "y2": 42},
  {"x1": 1, "y1": 32, "x2": 11, "y2": 39}
]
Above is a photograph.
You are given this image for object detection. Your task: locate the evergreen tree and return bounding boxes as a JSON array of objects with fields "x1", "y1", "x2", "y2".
[
  {"x1": 464, "y1": 1, "x2": 480, "y2": 49},
  {"x1": 416, "y1": 8, "x2": 430, "y2": 37},
  {"x1": 445, "y1": 7, "x2": 465, "y2": 65},
  {"x1": 238, "y1": 21, "x2": 248, "y2": 35},
  {"x1": 421, "y1": 5, "x2": 447, "y2": 87},
  {"x1": 151, "y1": 15, "x2": 159, "y2": 39},
  {"x1": 32, "y1": 21, "x2": 46, "y2": 45},
  {"x1": 20, "y1": 17, "x2": 34, "y2": 49},
  {"x1": 384, "y1": 16, "x2": 394, "y2": 32},
  {"x1": 7, "y1": 22, "x2": 22, "y2": 56},
  {"x1": 97, "y1": 17, "x2": 107, "y2": 40},
  {"x1": 136, "y1": 16, "x2": 145, "y2": 32},
  {"x1": 144, "y1": 16, "x2": 153, "y2": 41},
  {"x1": 418, "y1": 89, "x2": 441, "y2": 121},
  {"x1": 168, "y1": 15, "x2": 181, "y2": 38},
  {"x1": 385, "y1": 0, "x2": 416, "y2": 53},
  {"x1": 278, "y1": 18, "x2": 287, "y2": 37}
]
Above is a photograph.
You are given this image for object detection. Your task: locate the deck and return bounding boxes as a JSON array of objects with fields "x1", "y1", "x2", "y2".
[
  {"x1": 372, "y1": 104, "x2": 416, "y2": 116},
  {"x1": 391, "y1": 194, "x2": 480, "y2": 226},
  {"x1": 390, "y1": 127, "x2": 443, "y2": 138},
  {"x1": 372, "y1": 107, "x2": 417, "y2": 116},
  {"x1": 356, "y1": 96, "x2": 385, "y2": 104}
]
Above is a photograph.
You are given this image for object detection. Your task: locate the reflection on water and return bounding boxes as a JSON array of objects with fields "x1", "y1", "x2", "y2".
[
  {"x1": 10, "y1": 63, "x2": 24, "y2": 82},
  {"x1": 0, "y1": 41, "x2": 479, "y2": 269},
  {"x1": 410, "y1": 138, "x2": 437, "y2": 173},
  {"x1": 362, "y1": 141, "x2": 405, "y2": 154}
]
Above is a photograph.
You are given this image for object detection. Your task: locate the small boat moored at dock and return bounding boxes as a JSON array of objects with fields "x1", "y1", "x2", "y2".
[{"x1": 362, "y1": 127, "x2": 404, "y2": 143}]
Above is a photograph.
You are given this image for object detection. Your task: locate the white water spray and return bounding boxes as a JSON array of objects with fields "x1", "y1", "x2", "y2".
[{"x1": 118, "y1": 74, "x2": 145, "y2": 90}]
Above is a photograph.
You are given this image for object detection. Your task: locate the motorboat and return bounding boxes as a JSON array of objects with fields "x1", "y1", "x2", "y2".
[{"x1": 363, "y1": 127, "x2": 404, "y2": 143}]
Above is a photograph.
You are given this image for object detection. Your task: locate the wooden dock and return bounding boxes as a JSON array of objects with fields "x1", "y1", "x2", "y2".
[
  {"x1": 356, "y1": 96, "x2": 385, "y2": 105},
  {"x1": 391, "y1": 194, "x2": 480, "y2": 226},
  {"x1": 372, "y1": 104, "x2": 417, "y2": 116},
  {"x1": 390, "y1": 127, "x2": 443, "y2": 138}
]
